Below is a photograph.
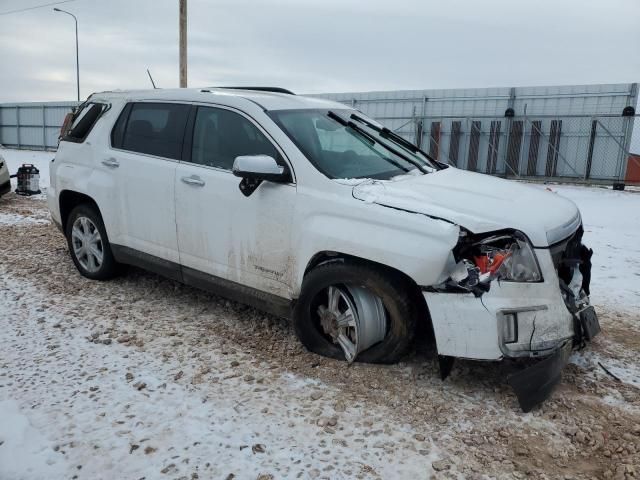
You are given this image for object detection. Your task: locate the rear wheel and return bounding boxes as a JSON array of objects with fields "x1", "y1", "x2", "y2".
[
  {"x1": 65, "y1": 204, "x2": 118, "y2": 280},
  {"x1": 293, "y1": 261, "x2": 417, "y2": 364}
]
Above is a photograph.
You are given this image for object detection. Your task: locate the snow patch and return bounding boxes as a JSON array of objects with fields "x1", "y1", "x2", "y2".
[
  {"x1": 1, "y1": 148, "x2": 53, "y2": 191},
  {"x1": 0, "y1": 272, "x2": 448, "y2": 479},
  {"x1": 537, "y1": 184, "x2": 640, "y2": 313},
  {"x1": 0, "y1": 400, "x2": 67, "y2": 480},
  {"x1": 332, "y1": 178, "x2": 374, "y2": 186},
  {"x1": 570, "y1": 348, "x2": 640, "y2": 389},
  {"x1": 0, "y1": 212, "x2": 50, "y2": 226}
]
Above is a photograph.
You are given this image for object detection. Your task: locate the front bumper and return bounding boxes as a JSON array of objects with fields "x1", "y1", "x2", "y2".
[
  {"x1": 424, "y1": 245, "x2": 600, "y2": 411},
  {"x1": 508, "y1": 339, "x2": 572, "y2": 412},
  {"x1": 509, "y1": 304, "x2": 600, "y2": 412},
  {"x1": 424, "y1": 247, "x2": 575, "y2": 361}
]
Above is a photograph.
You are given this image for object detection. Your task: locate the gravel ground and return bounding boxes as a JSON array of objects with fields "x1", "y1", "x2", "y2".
[{"x1": 1, "y1": 191, "x2": 639, "y2": 480}]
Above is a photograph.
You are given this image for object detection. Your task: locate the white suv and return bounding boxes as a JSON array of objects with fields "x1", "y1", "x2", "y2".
[{"x1": 48, "y1": 87, "x2": 599, "y2": 411}]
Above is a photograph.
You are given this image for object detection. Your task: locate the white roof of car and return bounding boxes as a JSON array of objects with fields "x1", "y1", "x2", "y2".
[{"x1": 90, "y1": 87, "x2": 345, "y2": 111}]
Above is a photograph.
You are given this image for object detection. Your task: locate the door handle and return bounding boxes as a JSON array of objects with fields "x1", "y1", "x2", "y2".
[
  {"x1": 181, "y1": 175, "x2": 205, "y2": 187},
  {"x1": 101, "y1": 158, "x2": 120, "y2": 168}
]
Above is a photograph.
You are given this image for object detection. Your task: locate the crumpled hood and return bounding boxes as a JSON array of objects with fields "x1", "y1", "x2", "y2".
[{"x1": 351, "y1": 167, "x2": 580, "y2": 247}]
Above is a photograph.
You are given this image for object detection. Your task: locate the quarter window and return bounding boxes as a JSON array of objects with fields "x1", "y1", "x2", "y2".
[
  {"x1": 116, "y1": 102, "x2": 190, "y2": 160},
  {"x1": 64, "y1": 102, "x2": 107, "y2": 142},
  {"x1": 190, "y1": 107, "x2": 280, "y2": 170}
]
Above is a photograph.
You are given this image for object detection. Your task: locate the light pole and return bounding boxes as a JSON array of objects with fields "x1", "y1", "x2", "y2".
[{"x1": 53, "y1": 8, "x2": 80, "y2": 101}]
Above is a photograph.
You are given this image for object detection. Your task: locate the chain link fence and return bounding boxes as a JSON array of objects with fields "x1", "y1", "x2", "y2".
[
  {"x1": 379, "y1": 113, "x2": 638, "y2": 186},
  {"x1": 316, "y1": 83, "x2": 639, "y2": 186}
]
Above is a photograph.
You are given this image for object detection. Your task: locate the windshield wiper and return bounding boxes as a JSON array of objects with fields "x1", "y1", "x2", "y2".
[
  {"x1": 327, "y1": 111, "x2": 410, "y2": 174},
  {"x1": 328, "y1": 111, "x2": 429, "y2": 174},
  {"x1": 350, "y1": 113, "x2": 445, "y2": 170}
]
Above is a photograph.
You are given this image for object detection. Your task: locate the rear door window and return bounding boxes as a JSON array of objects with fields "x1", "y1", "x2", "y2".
[{"x1": 117, "y1": 102, "x2": 190, "y2": 160}]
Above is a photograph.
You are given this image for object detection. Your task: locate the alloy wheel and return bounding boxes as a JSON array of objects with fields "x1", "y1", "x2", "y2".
[
  {"x1": 71, "y1": 216, "x2": 104, "y2": 273},
  {"x1": 316, "y1": 284, "x2": 387, "y2": 362}
]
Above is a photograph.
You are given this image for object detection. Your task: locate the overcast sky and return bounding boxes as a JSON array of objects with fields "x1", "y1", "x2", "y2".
[{"x1": 0, "y1": 0, "x2": 639, "y2": 103}]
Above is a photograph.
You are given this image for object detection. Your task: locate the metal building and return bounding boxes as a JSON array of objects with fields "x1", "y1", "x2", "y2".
[{"x1": 314, "y1": 83, "x2": 638, "y2": 184}]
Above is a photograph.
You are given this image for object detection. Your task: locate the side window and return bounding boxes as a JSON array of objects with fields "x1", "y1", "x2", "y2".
[
  {"x1": 190, "y1": 107, "x2": 280, "y2": 170},
  {"x1": 63, "y1": 103, "x2": 107, "y2": 142},
  {"x1": 118, "y1": 102, "x2": 190, "y2": 160}
]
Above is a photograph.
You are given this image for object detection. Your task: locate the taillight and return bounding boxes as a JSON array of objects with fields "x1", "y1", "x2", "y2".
[{"x1": 60, "y1": 112, "x2": 74, "y2": 139}]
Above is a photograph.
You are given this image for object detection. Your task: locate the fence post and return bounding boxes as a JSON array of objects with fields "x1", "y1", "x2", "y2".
[
  {"x1": 16, "y1": 106, "x2": 20, "y2": 149},
  {"x1": 460, "y1": 118, "x2": 471, "y2": 170},
  {"x1": 518, "y1": 104, "x2": 528, "y2": 176},
  {"x1": 501, "y1": 87, "x2": 516, "y2": 176},
  {"x1": 584, "y1": 119, "x2": 597, "y2": 180},
  {"x1": 415, "y1": 118, "x2": 423, "y2": 149},
  {"x1": 616, "y1": 83, "x2": 638, "y2": 186},
  {"x1": 420, "y1": 97, "x2": 428, "y2": 151},
  {"x1": 42, "y1": 105, "x2": 47, "y2": 151}
]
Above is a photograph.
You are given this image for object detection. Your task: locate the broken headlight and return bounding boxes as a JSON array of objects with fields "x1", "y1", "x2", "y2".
[
  {"x1": 450, "y1": 231, "x2": 542, "y2": 295},
  {"x1": 493, "y1": 235, "x2": 542, "y2": 282}
]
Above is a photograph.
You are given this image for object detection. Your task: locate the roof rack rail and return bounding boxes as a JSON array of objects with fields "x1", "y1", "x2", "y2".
[{"x1": 215, "y1": 86, "x2": 295, "y2": 95}]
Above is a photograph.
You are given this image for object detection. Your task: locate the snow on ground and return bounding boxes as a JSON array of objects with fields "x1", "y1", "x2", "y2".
[
  {"x1": 538, "y1": 184, "x2": 640, "y2": 314},
  {"x1": 1, "y1": 147, "x2": 53, "y2": 190},
  {"x1": 0, "y1": 275, "x2": 444, "y2": 480},
  {"x1": 571, "y1": 346, "x2": 640, "y2": 389},
  {"x1": 0, "y1": 400, "x2": 67, "y2": 479},
  {"x1": 0, "y1": 212, "x2": 49, "y2": 226}
]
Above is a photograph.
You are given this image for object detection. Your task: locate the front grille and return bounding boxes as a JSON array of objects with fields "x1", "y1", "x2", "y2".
[
  {"x1": 550, "y1": 238, "x2": 570, "y2": 270},
  {"x1": 549, "y1": 225, "x2": 587, "y2": 296},
  {"x1": 549, "y1": 226, "x2": 582, "y2": 271}
]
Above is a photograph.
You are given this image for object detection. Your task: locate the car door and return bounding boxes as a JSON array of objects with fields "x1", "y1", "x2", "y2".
[
  {"x1": 175, "y1": 105, "x2": 296, "y2": 299},
  {"x1": 106, "y1": 101, "x2": 190, "y2": 273}
]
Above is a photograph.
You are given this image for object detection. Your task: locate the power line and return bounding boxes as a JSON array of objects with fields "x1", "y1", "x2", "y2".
[{"x1": 0, "y1": 0, "x2": 77, "y2": 16}]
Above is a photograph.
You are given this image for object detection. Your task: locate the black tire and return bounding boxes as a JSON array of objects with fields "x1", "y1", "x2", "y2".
[
  {"x1": 65, "y1": 204, "x2": 119, "y2": 280},
  {"x1": 293, "y1": 261, "x2": 418, "y2": 364}
]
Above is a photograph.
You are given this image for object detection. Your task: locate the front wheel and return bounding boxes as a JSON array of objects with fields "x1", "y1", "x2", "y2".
[
  {"x1": 293, "y1": 261, "x2": 418, "y2": 364},
  {"x1": 65, "y1": 204, "x2": 119, "y2": 280}
]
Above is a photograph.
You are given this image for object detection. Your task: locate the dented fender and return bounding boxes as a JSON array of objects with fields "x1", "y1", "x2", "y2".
[{"x1": 292, "y1": 198, "x2": 460, "y2": 297}]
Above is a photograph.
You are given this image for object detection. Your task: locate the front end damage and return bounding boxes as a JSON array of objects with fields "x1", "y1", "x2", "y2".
[{"x1": 425, "y1": 225, "x2": 599, "y2": 412}]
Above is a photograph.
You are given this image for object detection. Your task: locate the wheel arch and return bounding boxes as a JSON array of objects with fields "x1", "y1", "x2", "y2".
[
  {"x1": 59, "y1": 190, "x2": 102, "y2": 234},
  {"x1": 302, "y1": 250, "x2": 430, "y2": 327}
]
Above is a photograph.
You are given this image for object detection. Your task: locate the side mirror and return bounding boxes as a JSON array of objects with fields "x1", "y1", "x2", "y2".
[
  {"x1": 232, "y1": 155, "x2": 288, "y2": 181},
  {"x1": 232, "y1": 155, "x2": 289, "y2": 196}
]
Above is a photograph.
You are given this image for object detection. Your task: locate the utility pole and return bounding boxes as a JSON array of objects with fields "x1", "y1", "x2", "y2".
[{"x1": 179, "y1": 0, "x2": 187, "y2": 88}]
